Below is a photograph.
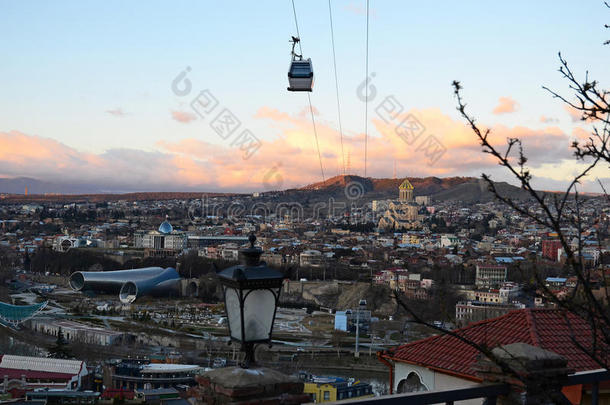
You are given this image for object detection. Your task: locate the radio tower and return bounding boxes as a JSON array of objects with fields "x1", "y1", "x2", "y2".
[
  {"x1": 346, "y1": 151, "x2": 351, "y2": 175},
  {"x1": 393, "y1": 160, "x2": 397, "y2": 179}
]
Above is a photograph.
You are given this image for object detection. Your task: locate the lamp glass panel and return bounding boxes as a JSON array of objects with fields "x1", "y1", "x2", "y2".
[
  {"x1": 224, "y1": 287, "x2": 242, "y2": 341},
  {"x1": 243, "y1": 289, "x2": 276, "y2": 341}
]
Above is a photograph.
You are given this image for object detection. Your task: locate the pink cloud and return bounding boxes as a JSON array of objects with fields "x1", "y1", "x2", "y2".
[
  {"x1": 540, "y1": 115, "x2": 559, "y2": 124},
  {"x1": 171, "y1": 110, "x2": 197, "y2": 124},
  {"x1": 0, "y1": 105, "x2": 602, "y2": 193},
  {"x1": 492, "y1": 97, "x2": 518, "y2": 114},
  {"x1": 106, "y1": 108, "x2": 128, "y2": 117},
  {"x1": 564, "y1": 105, "x2": 583, "y2": 122}
]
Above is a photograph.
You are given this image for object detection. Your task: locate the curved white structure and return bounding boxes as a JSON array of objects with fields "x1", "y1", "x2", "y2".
[{"x1": 69, "y1": 267, "x2": 181, "y2": 303}]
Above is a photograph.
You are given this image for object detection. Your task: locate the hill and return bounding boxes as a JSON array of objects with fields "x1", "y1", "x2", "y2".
[
  {"x1": 295, "y1": 174, "x2": 528, "y2": 203},
  {"x1": 0, "y1": 174, "x2": 533, "y2": 204},
  {"x1": 0, "y1": 177, "x2": 101, "y2": 195}
]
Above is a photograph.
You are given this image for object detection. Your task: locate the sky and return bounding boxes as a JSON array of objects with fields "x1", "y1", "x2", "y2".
[{"x1": 1, "y1": 0, "x2": 609, "y2": 193}]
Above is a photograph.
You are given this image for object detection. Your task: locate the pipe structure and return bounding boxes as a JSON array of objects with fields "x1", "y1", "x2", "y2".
[{"x1": 69, "y1": 267, "x2": 181, "y2": 303}]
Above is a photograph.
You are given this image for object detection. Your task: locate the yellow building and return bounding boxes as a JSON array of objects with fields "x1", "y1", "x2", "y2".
[
  {"x1": 378, "y1": 178, "x2": 425, "y2": 230},
  {"x1": 303, "y1": 378, "x2": 373, "y2": 402},
  {"x1": 401, "y1": 233, "x2": 421, "y2": 245}
]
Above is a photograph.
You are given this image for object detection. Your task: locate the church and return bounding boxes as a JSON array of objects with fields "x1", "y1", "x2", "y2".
[{"x1": 377, "y1": 179, "x2": 428, "y2": 230}]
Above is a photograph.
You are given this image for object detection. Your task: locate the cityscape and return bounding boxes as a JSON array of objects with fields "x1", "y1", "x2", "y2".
[{"x1": 1, "y1": 1, "x2": 609, "y2": 405}]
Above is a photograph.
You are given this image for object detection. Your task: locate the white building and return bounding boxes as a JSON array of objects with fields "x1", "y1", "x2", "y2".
[
  {"x1": 300, "y1": 250, "x2": 324, "y2": 267},
  {"x1": 29, "y1": 318, "x2": 125, "y2": 346},
  {"x1": 475, "y1": 265, "x2": 507, "y2": 288},
  {"x1": 0, "y1": 355, "x2": 88, "y2": 391},
  {"x1": 135, "y1": 218, "x2": 187, "y2": 251}
]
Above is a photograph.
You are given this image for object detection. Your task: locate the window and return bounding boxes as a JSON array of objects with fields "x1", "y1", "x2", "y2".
[{"x1": 323, "y1": 391, "x2": 330, "y2": 401}]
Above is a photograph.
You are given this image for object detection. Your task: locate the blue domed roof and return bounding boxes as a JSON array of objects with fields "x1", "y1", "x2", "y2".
[{"x1": 158, "y1": 220, "x2": 173, "y2": 234}]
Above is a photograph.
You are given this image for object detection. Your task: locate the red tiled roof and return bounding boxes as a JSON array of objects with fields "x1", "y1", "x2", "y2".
[{"x1": 384, "y1": 309, "x2": 607, "y2": 381}]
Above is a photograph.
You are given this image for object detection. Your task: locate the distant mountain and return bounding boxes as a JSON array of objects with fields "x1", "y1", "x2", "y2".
[
  {"x1": 296, "y1": 174, "x2": 529, "y2": 203},
  {"x1": 0, "y1": 174, "x2": 532, "y2": 203},
  {"x1": 0, "y1": 177, "x2": 102, "y2": 195}
]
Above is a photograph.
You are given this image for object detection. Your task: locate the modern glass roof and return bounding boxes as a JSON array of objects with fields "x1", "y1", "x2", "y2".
[{"x1": 0, "y1": 301, "x2": 47, "y2": 326}]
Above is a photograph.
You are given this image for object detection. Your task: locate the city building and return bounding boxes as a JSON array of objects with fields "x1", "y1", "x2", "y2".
[
  {"x1": 334, "y1": 308, "x2": 371, "y2": 333},
  {"x1": 109, "y1": 360, "x2": 201, "y2": 390},
  {"x1": 0, "y1": 355, "x2": 89, "y2": 397},
  {"x1": 300, "y1": 249, "x2": 324, "y2": 267},
  {"x1": 188, "y1": 235, "x2": 249, "y2": 249},
  {"x1": 440, "y1": 234, "x2": 459, "y2": 248},
  {"x1": 475, "y1": 265, "x2": 507, "y2": 288},
  {"x1": 301, "y1": 375, "x2": 373, "y2": 402},
  {"x1": 134, "y1": 387, "x2": 182, "y2": 404},
  {"x1": 455, "y1": 300, "x2": 526, "y2": 326},
  {"x1": 29, "y1": 318, "x2": 126, "y2": 346},
  {"x1": 26, "y1": 389, "x2": 99, "y2": 404},
  {"x1": 379, "y1": 309, "x2": 609, "y2": 397},
  {"x1": 465, "y1": 283, "x2": 520, "y2": 304},
  {"x1": 542, "y1": 239, "x2": 563, "y2": 261},
  {"x1": 134, "y1": 217, "x2": 187, "y2": 254},
  {"x1": 378, "y1": 179, "x2": 427, "y2": 230},
  {"x1": 415, "y1": 195, "x2": 431, "y2": 206}
]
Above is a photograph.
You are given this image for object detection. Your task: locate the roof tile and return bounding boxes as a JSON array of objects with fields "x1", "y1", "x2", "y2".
[{"x1": 386, "y1": 309, "x2": 607, "y2": 379}]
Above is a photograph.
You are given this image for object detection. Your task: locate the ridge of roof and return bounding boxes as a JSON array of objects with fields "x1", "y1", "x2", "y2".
[
  {"x1": 388, "y1": 308, "x2": 529, "y2": 355},
  {"x1": 525, "y1": 308, "x2": 541, "y2": 346},
  {"x1": 384, "y1": 308, "x2": 604, "y2": 379}
]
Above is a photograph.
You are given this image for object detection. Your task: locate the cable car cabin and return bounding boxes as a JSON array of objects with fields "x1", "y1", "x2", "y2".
[{"x1": 287, "y1": 59, "x2": 314, "y2": 92}]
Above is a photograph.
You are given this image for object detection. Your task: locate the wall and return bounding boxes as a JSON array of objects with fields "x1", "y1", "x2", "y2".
[{"x1": 394, "y1": 362, "x2": 481, "y2": 405}]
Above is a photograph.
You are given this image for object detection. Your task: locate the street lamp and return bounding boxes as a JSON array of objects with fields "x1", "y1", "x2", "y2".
[{"x1": 217, "y1": 233, "x2": 284, "y2": 368}]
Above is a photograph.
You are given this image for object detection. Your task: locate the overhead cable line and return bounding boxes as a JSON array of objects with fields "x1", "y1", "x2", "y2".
[
  {"x1": 291, "y1": 0, "x2": 326, "y2": 182},
  {"x1": 364, "y1": 0, "x2": 370, "y2": 177},
  {"x1": 328, "y1": 0, "x2": 345, "y2": 175}
]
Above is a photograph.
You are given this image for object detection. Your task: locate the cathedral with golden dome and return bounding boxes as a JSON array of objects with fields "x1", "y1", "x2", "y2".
[{"x1": 378, "y1": 178, "x2": 428, "y2": 230}]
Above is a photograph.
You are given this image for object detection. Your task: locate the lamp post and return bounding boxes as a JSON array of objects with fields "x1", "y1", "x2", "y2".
[{"x1": 216, "y1": 233, "x2": 284, "y2": 368}]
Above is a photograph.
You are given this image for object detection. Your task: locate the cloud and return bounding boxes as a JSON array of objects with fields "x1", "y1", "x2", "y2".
[
  {"x1": 1, "y1": 105, "x2": 607, "y2": 193},
  {"x1": 564, "y1": 105, "x2": 582, "y2": 122},
  {"x1": 540, "y1": 115, "x2": 559, "y2": 124},
  {"x1": 155, "y1": 107, "x2": 589, "y2": 190},
  {"x1": 171, "y1": 110, "x2": 197, "y2": 124},
  {"x1": 572, "y1": 127, "x2": 591, "y2": 142},
  {"x1": 105, "y1": 108, "x2": 128, "y2": 117},
  {"x1": 492, "y1": 97, "x2": 518, "y2": 114},
  {"x1": 0, "y1": 131, "x2": 200, "y2": 192},
  {"x1": 344, "y1": 2, "x2": 377, "y2": 17}
]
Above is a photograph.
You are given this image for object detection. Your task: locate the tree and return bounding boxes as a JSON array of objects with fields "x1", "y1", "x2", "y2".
[
  {"x1": 47, "y1": 327, "x2": 73, "y2": 359},
  {"x1": 331, "y1": 329, "x2": 349, "y2": 359},
  {"x1": 396, "y1": 5, "x2": 610, "y2": 399},
  {"x1": 449, "y1": 55, "x2": 610, "y2": 368}
]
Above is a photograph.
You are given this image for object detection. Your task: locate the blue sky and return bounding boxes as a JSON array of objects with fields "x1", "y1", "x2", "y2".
[{"x1": 0, "y1": 1, "x2": 608, "y2": 192}]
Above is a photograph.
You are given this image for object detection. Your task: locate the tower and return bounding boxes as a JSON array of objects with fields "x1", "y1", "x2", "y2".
[
  {"x1": 346, "y1": 151, "x2": 351, "y2": 175},
  {"x1": 399, "y1": 178, "x2": 414, "y2": 202}
]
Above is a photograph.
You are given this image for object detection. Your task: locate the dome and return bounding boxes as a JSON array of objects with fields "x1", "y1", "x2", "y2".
[
  {"x1": 399, "y1": 178, "x2": 414, "y2": 190},
  {"x1": 158, "y1": 220, "x2": 173, "y2": 234}
]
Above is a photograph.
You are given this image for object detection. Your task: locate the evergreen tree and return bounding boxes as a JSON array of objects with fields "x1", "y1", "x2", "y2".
[{"x1": 47, "y1": 327, "x2": 73, "y2": 359}]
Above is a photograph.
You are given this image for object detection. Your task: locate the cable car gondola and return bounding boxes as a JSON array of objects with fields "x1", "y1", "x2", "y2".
[{"x1": 287, "y1": 36, "x2": 313, "y2": 92}]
